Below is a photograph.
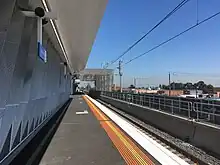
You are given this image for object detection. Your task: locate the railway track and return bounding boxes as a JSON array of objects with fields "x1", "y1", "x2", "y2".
[{"x1": 97, "y1": 99, "x2": 220, "y2": 165}]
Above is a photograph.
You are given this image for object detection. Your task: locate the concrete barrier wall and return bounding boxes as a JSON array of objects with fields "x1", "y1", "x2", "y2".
[
  {"x1": 192, "y1": 123, "x2": 220, "y2": 157},
  {"x1": 101, "y1": 95, "x2": 220, "y2": 157},
  {"x1": 88, "y1": 90, "x2": 101, "y2": 99}
]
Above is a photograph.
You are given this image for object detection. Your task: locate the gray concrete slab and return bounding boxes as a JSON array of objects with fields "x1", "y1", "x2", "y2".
[{"x1": 39, "y1": 95, "x2": 125, "y2": 165}]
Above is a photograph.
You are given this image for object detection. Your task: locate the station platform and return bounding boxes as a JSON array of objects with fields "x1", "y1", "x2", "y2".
[
  {"x1": 34, "y1": 95, "x2": 193, "y2": 165},
  {"x1": 38, "y1": 95, "x2": 157, "y2": 165}
]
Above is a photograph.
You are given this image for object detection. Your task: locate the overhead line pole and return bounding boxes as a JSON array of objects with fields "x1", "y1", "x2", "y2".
[
  {"x1": 118, "y1": 60, "x2": 123, "y2": 93},
  {"x1": 134, "y1": 78, "x2": 136, "y2": 87},
  {"x1": 169, "y1": 72, "x2": 171, "y2": 96}
]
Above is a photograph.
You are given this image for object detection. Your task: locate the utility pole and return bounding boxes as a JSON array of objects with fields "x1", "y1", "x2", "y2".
[
  {"x1": 101, "y1": 62, "x2": 104, "y2": 91},
  {"x1": 101, "y1": 62, "x2": 108, "y2": 91},
  {"x1": 133, "y1": 78, "x2": 136, "y2": 87},
  {"x1": 169, "y1": 72, "x2": 171, "y2": 96},
  {"x1": 196, "y1": 86, "x2": 199, "y2": 98},
  {"x1": 118, "y1": 60, "x2": 123, "y2": 93}
]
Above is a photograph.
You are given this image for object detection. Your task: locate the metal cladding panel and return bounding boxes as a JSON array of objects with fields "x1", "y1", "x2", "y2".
[
  {"x1": 0, "y1": 0, "x2": 71, "y2": 162},
  {"x1": 7, "y1": 18, "x2": 34, "y2": 104},
  {"x1": 44, "y1": 0, "x2": 108, "y2": 72}
]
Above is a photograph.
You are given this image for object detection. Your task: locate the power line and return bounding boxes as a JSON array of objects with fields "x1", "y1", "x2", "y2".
[
  {"x1": 172, "y1": 71, "x2": 220, "y2": 78},
  {"x1": 117, "y1": 60, "x2": 123, "y2": 92},
  {"x1": 124, "y1": 11, "x2": 220, "y2": 65},
  {"x1": 196, "y1": 0, "x2": 199, "y2": 24},
  {"x1": 106, "y1": 0, "x2": 191, "y2": 67}
]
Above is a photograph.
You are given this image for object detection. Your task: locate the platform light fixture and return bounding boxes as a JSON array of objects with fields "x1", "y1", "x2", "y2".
[
  {"x1": 41, "y1": 0, "x2": 72, "y2": 72},
  {"x1": 21, "y1": 6, "x2": 57, "y2": 63}
]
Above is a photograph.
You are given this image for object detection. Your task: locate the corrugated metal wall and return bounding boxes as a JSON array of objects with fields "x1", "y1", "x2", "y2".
[{"x1": 0, "y1": 0, "x2": 71, "y2": 162}]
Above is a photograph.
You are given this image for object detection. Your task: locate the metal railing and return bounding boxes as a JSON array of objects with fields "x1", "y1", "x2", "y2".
[
  {"x1": 101, "y1": 91, "x2": 220, "y2": 124},
  {"x1": 193, "y1": 102, "x2": 220, "y2": 123}
]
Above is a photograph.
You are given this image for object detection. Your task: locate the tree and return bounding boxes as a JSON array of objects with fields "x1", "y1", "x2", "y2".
[
  {"x1": 184, "y1": 82, "x2": 193, "y2": 89},
  {"x1": 194, "y1": 81, "x2": 205, "y2": 90},
  {"x1": 128, "y1": 84, "x2": 135, "y2": 89},
  {"x1": 203, "y1": 84, "x2": 214, "y2": 94},
  {"x1": 161, "y1": 84, "x2": 169, "y2": 89},
  {"x1": 160, "y1": 81, "x2": 214, "y2": 94},
  {"x1": 170, "y1": 82, "x2": 184, "y2": 90}
]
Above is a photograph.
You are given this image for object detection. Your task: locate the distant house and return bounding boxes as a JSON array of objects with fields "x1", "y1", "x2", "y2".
[
  {"x1": 184, "y1": 90, "x2": 203, "y2": 95},
  {"x1": 158, "y1": 90, "x2": 183, "y2": 96},
  {"x1": 214, "y1": 87, "x2": 220, "y2": 98},
  {"x1": 180, "y1": 90, "x2": 211, "y2": 99}
]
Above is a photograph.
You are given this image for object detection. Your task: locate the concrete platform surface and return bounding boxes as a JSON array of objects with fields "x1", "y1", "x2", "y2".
[{"x1": 39, "y1": 95, "x2": 125, "y2": 165}]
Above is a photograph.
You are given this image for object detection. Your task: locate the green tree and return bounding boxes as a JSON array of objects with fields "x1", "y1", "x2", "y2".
[
  {"x1": 128, "y1": 84, "x2": 135, "y2": 89},
  {"x1": 194, "y1": 81, "x2": 206, "y2": 90},
  {"x1": 184, "y1": 82, "x2": 193, "y2": 89},
  {"x1": 203, "y1": 84, "x2": 214, "y2": 94}
]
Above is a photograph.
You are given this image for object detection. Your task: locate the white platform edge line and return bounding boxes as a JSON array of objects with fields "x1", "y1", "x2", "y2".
[{"x1": 86, "y1": 95, "x2": 190, "y2": 165}]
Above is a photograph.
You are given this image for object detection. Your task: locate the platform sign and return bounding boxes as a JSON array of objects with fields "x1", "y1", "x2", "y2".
[{"x1": 38, "y1": 42, "x2": 47, "y2": 63}]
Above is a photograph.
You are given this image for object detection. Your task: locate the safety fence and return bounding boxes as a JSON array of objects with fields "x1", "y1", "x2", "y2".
[{"x1": 101, "y1": 91, "x2": 220, "y2": 125}]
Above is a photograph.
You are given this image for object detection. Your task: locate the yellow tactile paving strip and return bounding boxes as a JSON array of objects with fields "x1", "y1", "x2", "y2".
[{"x1": 83, "y1": 95, "x2": 155, "y2": 165}]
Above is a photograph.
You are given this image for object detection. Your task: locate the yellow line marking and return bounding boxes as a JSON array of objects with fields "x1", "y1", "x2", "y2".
[
  {"x1": 107, "y1": 121, "x2": 148, "y2": 164},
  {"x1": 101, "y1": 122, "x2": 135, "y2": 165},
  {"x1": 83, "y1": 95, "x2": 154, "y2": 165},
  {"x1": 84, "y1": 96, "x2": 148, "y2": 164}
]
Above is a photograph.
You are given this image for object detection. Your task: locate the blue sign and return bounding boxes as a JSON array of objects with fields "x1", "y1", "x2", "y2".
[{"x1": 38, "y1": 42, "x2": 47, "y2": 63}]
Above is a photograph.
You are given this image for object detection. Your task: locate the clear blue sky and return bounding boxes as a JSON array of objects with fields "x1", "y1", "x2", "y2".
[{"x1": 86, "y1": 0, "x2": 220, "y2": 87}]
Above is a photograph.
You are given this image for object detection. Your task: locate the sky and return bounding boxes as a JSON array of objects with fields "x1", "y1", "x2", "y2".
[{"x1": 86, "y1": 0, "x2": 220, "y2": 87}]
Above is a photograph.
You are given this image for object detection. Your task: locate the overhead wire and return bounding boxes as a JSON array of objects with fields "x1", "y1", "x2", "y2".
[
  {"x1": 106, "y1": 0, "x2": 191, "y2": 68},
  {"x1": 172, "y1": 71, "x2": 220, "y2": 78},
  {"x1": 124, "y1": 11, "x2": 220, "y2": 66}
]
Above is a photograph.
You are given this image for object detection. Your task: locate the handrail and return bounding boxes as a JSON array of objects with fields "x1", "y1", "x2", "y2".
[{"x1": 101, "y1": 91, "x2": 220, "y2": 124}]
